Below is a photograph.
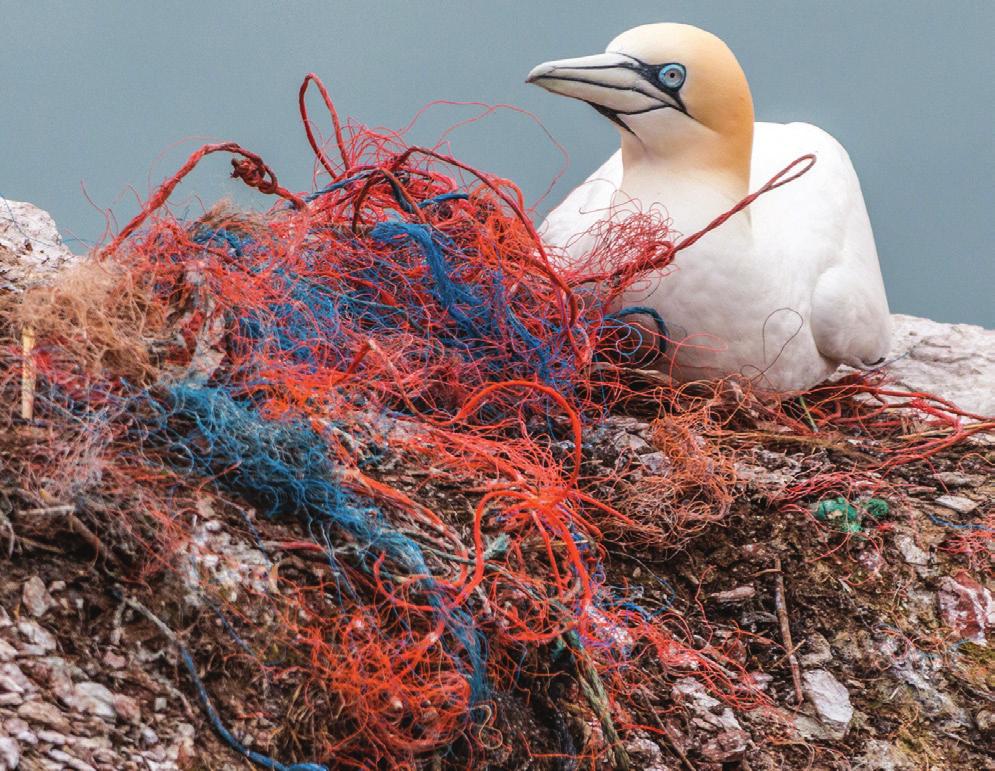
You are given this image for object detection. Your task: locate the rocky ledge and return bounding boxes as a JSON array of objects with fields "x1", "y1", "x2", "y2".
[{"x1": 1, "y1": 200, "x2": 991, "y2": 769}]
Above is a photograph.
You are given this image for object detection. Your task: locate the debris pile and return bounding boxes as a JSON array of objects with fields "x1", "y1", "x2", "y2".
[{"x1": 0, "y1": 75, "x2": 991, "y2": 769}]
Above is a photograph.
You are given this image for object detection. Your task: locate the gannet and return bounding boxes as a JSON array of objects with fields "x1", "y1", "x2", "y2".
[{"x1": 528, "y1": 23, "x2": 891, "y2": 391}]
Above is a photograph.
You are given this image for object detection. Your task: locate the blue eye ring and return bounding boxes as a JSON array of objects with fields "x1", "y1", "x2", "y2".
[{"x1": 658, "y1": 63, "x2": 686, "y2": 90}]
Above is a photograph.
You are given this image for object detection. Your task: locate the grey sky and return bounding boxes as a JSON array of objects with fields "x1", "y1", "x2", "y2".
[{"x1": 2, "y1": 1, "x2": 991, "y2": 326}]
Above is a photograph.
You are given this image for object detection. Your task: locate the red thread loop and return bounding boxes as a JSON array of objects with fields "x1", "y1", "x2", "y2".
[{"x1": 231, "y1": 157, "x2": 275, "y2": 195}]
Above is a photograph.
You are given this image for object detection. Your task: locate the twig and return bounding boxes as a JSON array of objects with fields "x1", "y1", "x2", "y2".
[
  {"x1": 66, "y1": 512, "x2": 115, "y2": 564},
  {"x1": 773, "y1": 558, "x2": 804, "y2": 705},
  {"x1": 21, "y1": 326, "x2": 36, "y2": 421},
  {"x1": 635, "y1": 689, "x2": 696, "y2": 771},
  {"x1": 21, "y1": 504, "x2": 77, "y2": 516}
]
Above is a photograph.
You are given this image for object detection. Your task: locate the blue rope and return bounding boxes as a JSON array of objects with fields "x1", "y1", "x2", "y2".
[
  {"x1": 602, "y1": 305, "x2": 669, "y2": 357},
  {"x1": 928, "y1": 513, "x2": 994, "y2": 532},
  {"x1": 151, "y1": 385, "x2": 489, "y2": 702},
  {"x1": 177, "y1": 647, "x2": 327, "y2": 771}
]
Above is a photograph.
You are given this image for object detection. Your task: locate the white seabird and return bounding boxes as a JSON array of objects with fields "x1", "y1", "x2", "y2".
[{"x1": 528, "y1": 23, "x2": 891, "y2": 391}]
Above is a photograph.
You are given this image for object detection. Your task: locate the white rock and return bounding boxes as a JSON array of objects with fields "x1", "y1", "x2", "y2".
[
  {"x1": 0, "y1": 736, "x2": 19, "y2": 770},
  {"x1": 894, "y1": 533, "x2": 929, "y2": 566},
  {"x1": 0, "y1": 197, "x2": 77, "y2": 292},
  {"x1": 140, "y1": 725, "x2": 159, "y2": 746},
  {"x1": 16, "y1": 620, "x2": 56, "y2": 653},
  {"x1": 932, "y1": 471, "x2": 986, "y2": 488},
  {"x1": 112, "y1": 694, "x2": 141, "y2": 724},
  {"x1": 0, "y1": 640, "x2": 17, "y2": 663},
  {"x1": 36, "y1": 729, "x2": 66, "y2": 745},
  {"x1": 61, "y1": 682, "x2": 116, "y2": 722},
  {"x1": 17, "y1": 700, "x2": 72, "y2": 733},
  {"x1": 0, "y1": 664, "x2": 32, "y2": 694},
  {"x1": 854, "y1": 739, "x2": 916, "y2": 770},
  {"x1": 934, "y1": 495, "x2": 979, "y2": 515},
  {"x1": 47, "y1": 748, "x2": 96, "y2": 771},
  {"x1": 22, "y1": 576, "x2": 54, "y2": 618},
  {"x1": 799, "y1": 633, "x2": 833, "y2": 668},
  {"x1": 880, "y1": 314, "x2": 995, "y2": 417},
  {"x1": 623, "y1": 733, "x2": 668, "y2": 771},
  {"x1": 673, "y1": 678, "x2": 741, "y2": 732},
  {"x1": 802, "y1": 669, "x2": 853, "y2": 736},
  {"x1": 3, "y1": 718, "x2": 35, "y2": 745}
]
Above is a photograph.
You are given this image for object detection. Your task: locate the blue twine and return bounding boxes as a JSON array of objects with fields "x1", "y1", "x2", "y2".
[
  {"x1": 601, "y1": 305, "x2": 669, "y2": 358},
  {"x1": 177, "y1": 647, "x2": 327, "y2": 771},
  {"x1": 928, "y1": 514, "x2": 994, "y2": 532},
  {"x1": 150, "y1": 385, "x2": 489, "y2": 702},
  {"x1": 369, "y1": 220, "x2": 572, "y2": 391}
]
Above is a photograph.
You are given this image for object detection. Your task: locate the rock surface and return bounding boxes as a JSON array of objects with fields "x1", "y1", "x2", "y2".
[
  {"x1": 2, "y1": 200, "x2": 992, "y2": 769},
  {"x1": 0, "y1": 197, "x2": 77, "y2": 292},
  {"x1": 802, "y1": 669, "x2": 854, "y2": 738},
  {"x1": 881, "y1": 313, "x2": 995, "y2": 417}
]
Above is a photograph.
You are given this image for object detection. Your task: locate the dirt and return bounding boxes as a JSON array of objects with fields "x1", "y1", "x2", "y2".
[{"x1": 0, "y1": 412, "x2": 991, "y2": 770}]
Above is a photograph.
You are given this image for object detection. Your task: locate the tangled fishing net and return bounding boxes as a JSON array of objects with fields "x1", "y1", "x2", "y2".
[{"x1": 1, "y1": 74, "x2": 990, "y2": 769}]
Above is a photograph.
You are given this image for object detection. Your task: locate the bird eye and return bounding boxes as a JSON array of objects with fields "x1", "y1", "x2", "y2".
[{"x1": 658, "y1": 63, "x2": 686, "y2": 89}]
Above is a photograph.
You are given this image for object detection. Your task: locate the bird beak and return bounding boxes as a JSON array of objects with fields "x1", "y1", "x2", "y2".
[{"x1": 527, "y1": 52, "x2": 682, "y2": 118}]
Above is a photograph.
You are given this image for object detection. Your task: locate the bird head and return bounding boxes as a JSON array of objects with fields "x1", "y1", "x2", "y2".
[{"x1": 528, "y1": 23, "x2": 754, "y2": 180}]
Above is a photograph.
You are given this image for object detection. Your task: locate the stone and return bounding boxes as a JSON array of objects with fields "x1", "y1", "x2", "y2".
[
  {"x1": 60, "y1": 681, "x2": 116, "y2": 722},
  {"x1": 708, "y1": 585, "x2": 755, "y2": 604},
  {"x1": 934, "y1": 495, "x2": 979, "y2": 515},
  {"x1": 0, "y1": 674, "x2": 24, "y2": 695},
  {"x1": 639, "y1": 451, "x2": 670, "y2": 476},
  {"x1": 611, "y1": 431, "x2": 652, "y2": 454},
  {"x1": 0, "y1": 641, "x2": 17, "y2": 663},
  {"x1": 623, "y1": 732, "x2": 667, "y2": 771},
  {"x1": 937, "y1": 571, "x2": 993, "y2": 645},
  {"x1": 894, "y1": 533, "x2": 929, "y2": 566},
  {"x1": 879, "y1": 314, "x2": 995, "y2": 417},
  {"x1": 0, "y1": 736, "x2": 19, "y2": 770},
  {"x1": 140, "y1": 725, "x2": 159, "y2": 746},
  {"x1": 112, "y1": 694, "x2": 141, "y2": 724},
  {"x1": 22, "y1": 576, "x2": 54, "y2": 618},
  {"x1": 3, "y1": 718, "x2": 35, "y2": 745},
  {"x1": 976, "y1": 709, "x2": 994, "y2": 733},
  {"x1": 47, "y1": 748, "x2": 96, "y2": 771},
  {"x1": 673, "y1": 679, "x2": 741, "y2": 732},
  {"x1": 37, "y1": 729, "x2": 66, "y2": 745},
  {"x1": 153, "y1": 697, "x2": 167, "y2": 713},
  {"x1": 854, "y1": 739, "x2": 916, "y2": 770},
  {"x1": 17, "y1": 620, "x2": 56, "y2": 652},
  {"x1": 0, "y1": 197, "x2": 77, "y2": 292},
  {"x1": 17, "y1": 700, "x2": 72, "y2": 733},
  {"x1": 102, "y1": 650, "x2": 126, "y2": 670},
  {"x1": 799, "y1": 633, "x2": 833, "y2": 668},
  {"x1": 0, "y1": 663, "x2": 32, "y2": 694},
  {"x1": 932, "y1": 471, "x2": 986, "y2": 488},
  {"x1": 802, "y1": 669, "x2": 853, "y2": 737},
  {"x1": 699, "y1": 728, "x2": 748, "y2": 763}
]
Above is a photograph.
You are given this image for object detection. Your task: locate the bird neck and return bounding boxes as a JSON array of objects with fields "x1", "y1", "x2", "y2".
[{"x1": 618, "y1": 124, "x2": 753, "y2": 235}]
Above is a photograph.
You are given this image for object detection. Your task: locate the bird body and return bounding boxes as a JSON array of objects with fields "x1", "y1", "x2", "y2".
[{"x1": 530, "y1": 24, "x2": 891, "y2": 391}]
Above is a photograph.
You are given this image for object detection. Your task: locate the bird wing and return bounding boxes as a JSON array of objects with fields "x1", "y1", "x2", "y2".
[{"x1": 751, "y1": 122, "x2": 891, "y2": 368}]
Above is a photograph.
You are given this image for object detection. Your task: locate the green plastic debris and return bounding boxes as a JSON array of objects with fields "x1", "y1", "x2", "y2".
[
  {"x1": 813, "y1": 496, "x2": 890, "y2": 533},
  {"x1": 864, "y1": 498, "x2": 890, "y2": 518}
]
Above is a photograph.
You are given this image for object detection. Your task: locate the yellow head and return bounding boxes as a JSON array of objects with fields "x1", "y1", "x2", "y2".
[{"x1": 528, "y1": 23, "x2": 754, "y2": 185}]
